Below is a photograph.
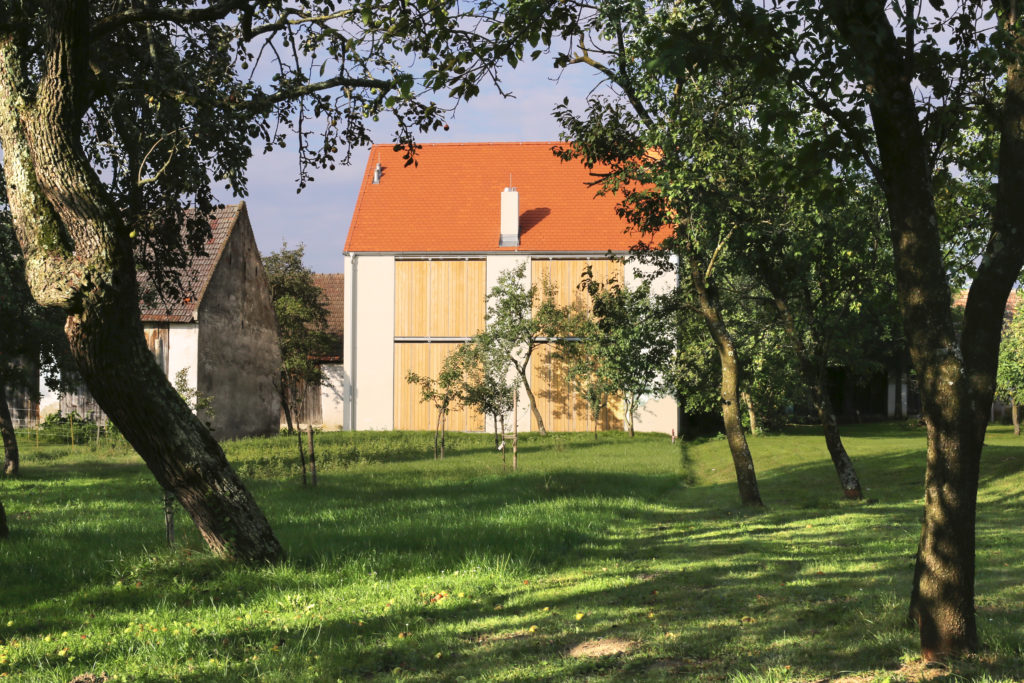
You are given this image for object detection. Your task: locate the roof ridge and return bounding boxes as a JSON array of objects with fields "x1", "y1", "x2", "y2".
[{"x1": 191, "y1": 202, "x2": 243, "y2": 312}]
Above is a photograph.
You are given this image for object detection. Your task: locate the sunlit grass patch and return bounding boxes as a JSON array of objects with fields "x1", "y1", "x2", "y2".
[{"x1": 0, "y1": 424, "x2": 1021, "y2": 680}]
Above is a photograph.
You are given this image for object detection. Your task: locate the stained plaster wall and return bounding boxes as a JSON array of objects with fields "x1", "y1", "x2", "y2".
[{"x1": 196, "y1": 211, "x2": 281, "y2": 439}]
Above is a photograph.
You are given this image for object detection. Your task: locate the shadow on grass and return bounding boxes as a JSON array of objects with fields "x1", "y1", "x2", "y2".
[{"x1": 4, "y1": 427, "x2": 1023, "y2": 681}]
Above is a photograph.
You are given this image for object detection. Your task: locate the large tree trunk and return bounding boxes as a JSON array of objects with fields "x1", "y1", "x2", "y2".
[
  {"x1": 0, "y1": 13, "x2": 283, "y2": 564},
  {"x1": 683, "y1": 246, "x2": 763, "y2": 506},
  {"x1": 0, "y1": 388, "x2": 19, "y2": 477},
  {"x1": 824, "y1": 2, "x2": 1024, "y2": 658}
]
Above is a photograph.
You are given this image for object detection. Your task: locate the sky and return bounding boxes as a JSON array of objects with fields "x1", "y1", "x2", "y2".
[{"x1": 234, "y1": 58, "x2": 604, "y2": 274}]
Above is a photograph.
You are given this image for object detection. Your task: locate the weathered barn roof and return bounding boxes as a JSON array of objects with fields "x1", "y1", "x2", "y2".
[
  {"x1": 312, "y1": 273, "x2": 344, "y2": 362},
  {"x1": 139, "y1": 204, "x2": 245, "y2": 323},
  {"x1": 344, "y1": 142, "x2": 666, "y2": 254}
]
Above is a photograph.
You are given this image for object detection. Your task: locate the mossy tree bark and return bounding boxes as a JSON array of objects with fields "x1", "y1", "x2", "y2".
[{"x1": 0, "y1": 3, "x2": 283, "y2": 564}]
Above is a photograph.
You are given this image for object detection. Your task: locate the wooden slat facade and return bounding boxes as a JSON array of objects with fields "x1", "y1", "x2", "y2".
[
  {"x1": 529, "y1": 259, "x2": 624, "y2": 431},
  {"x1": 394, "y1": 342, "x2": 485, "y2": 431},
  {"x1": 530, "y1": 343, "x2": 623, "y2": 433},
  {"x1": 395, "y1": 259, "x2": 486, "y2": 337},
  {"x1": 531, "y1": 258, "x2": 623, "y2": 312}
]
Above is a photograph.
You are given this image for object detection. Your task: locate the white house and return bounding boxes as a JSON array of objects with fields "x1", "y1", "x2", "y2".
[{"x1": 342, "y1": 142, "x2": 679, "y2": 434}]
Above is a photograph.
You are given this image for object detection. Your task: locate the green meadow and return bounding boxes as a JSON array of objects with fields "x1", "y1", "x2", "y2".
[{"x1": 1, "y1": 424, "x2": 1022, "y2": 681}]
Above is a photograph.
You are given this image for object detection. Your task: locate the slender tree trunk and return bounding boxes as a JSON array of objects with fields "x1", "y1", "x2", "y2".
[
  {"x1": 519, "y1": 370, "x2": 547, "y2": 435},
  {"x1": 814, "y1": 383, "x2": 862, "y2": 499},
  {"x1": 770, "y1": 294, "x2": 863, "y2": 499},
  {"x1": 0, "y1": 391, "x2": 19, "y2": 477},
  {"x1": 741, "y1": 391, "x2": 758, "y2": 436},
  {"x1": 683, "y1": 246, "x2": 762, "y2": 506},
  {"x1": 1013, "y1": 397, "x2": 1020, "y2": 436},
  {"x1": 163, "y1": 489, "x2": 175, "y2": 545},
  {"x1": 308, "y1": 424, "x2": 317, "y2": 486},
  {"x1": 281, "y1": 388, "x2": 295, "y2": 434},
  {"x1": 434, "y1": 408, "x2": 441, "y2": 459},
  {"x1": 296, "y1": 428, "x2": 307, "y2": 486},
  {"x1": 440, "y1": 410, "x2": 447, "y2": 459},
  {"x1": 0, "y1": 20, "x2": 283, "y2": 564},
  {"x1": 0, "y1": 497, "x2": 7, "y2": 538},
  {"x1": 512, "y1": 387, "x2": 519, "y2": 471}
]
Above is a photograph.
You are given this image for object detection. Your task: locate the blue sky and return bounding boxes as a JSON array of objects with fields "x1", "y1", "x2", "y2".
[{"x1": 235, "y1": 57, "x2": 604, "y2": 274}]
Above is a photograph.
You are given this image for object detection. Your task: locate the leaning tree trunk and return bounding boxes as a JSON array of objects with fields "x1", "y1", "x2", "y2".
[
  {"x1": 1012, "y1": 397, "x2": 1019, "y2": 436},
  {"x1": 519, "y1": 369, "x2": 547, "y2": 435},
  {"x1": 684, "y1": 247, "x2": 762, "y2": 507},
  {"x1": 0, "y1": 18, "x2": 283, "y2": 564},
  {"x1": 0, "y1": 388, "x2": 19, "y2": 477},
  {"x1": 826, "y1": 3, "x2": 1024, "y2": 656},
  {"x1": 770, "y1": 293, "x2": 863, "y2": 500},
  {"x1": 812, "y1": 381, "x2": 862, "y2": 500}
]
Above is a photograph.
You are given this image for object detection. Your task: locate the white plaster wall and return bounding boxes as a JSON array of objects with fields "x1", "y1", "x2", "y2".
[
  {"x1": 624, "y1": 256, "x2": 679, "y2": 435},
  {"x1": 347, "y1": 254, "x2": 395, "y2": 430},
  {"x1": 343, "y1": 253, "x2": 355, "y2": 430},
  {"x1": 485, "y1": 254, "x2": 533, "y2": 432},
  {"x1": 320, "y1": 363, "x2": 345, "y2": 430},
  {"x1": 166, "y1": 323, "x2": 199, "y2": 390},
  {"x1": 624, "y1": 256, "x2": 677, "y2": 296}
]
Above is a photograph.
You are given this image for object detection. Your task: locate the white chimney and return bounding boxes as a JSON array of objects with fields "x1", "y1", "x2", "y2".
[{"x1": 499, "y1": 187, "x2": 519, "y2": 247}]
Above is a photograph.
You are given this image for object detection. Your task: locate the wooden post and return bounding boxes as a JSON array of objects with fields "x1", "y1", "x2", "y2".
[
  {"x1": 512, "y1": 385, "x2": 518, "y2": 472},
  {"x1": 163, "y1": 489, "x2": 175, "y2": 545},
  {"x1": 307, "y1": 424, "x2": 317, "y2": 487},
  {"x1": 69, "y1": 412, "x2": 74, "y2": 451}
]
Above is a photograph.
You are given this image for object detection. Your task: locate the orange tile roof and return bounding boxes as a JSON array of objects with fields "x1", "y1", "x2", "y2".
[
  {"x1": 953, "y1": 289, "x2": 1021, "y2": 317},
  {"x1": 312, "y1": 273, "x2": 344, "y2": 361},
  {"x1": 344, "y1": 142, "x2": 665, "y2": 253},
  {"x1": 139, "y1": 204, "x2": 243, "y2": 323}
]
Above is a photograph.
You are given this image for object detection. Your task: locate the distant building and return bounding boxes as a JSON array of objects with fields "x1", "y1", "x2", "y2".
[
  {"x1": 342, "y1": 141, "x2": 679, "y2": 434},
  {"x1": 281, "y1": 273, "x2": 345, "y2": 431},
  {"x1": 62, "y1": 203, "x2": 281, "y2": 439}
]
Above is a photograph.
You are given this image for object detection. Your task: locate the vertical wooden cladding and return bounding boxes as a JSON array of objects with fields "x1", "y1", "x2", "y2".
[
  {"x1": 395, "y1": 260, "x2": 486, "y2": 337},
  {"x1": 531, "y1": 258, "x2": 624, "y2": 312},
  {"x1": 530, "y1": 259, "x2": 625, "y2": 432},
  {"x1": 394, "y1": 342, "x2": 485, "y2": 431},
  {"x1": 530, "y1": 344, "x2": 624, "y2": 433}
]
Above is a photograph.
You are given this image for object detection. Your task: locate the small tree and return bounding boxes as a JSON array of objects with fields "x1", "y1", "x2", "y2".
[
  {"x1": 263, "y1": 245, "x2": 334, "y2": 435},
  {"x1": 996, "y1": 305, "x2": 1024, "y2": 436},
  {"x1": 407, "y1": 354, "x2": 464, "y2": 460},
  {"x1": 448, "y1": 334, "x2": 517, "y2": 447},
  {"x1": 580, "y1": 272, "x2": 674, "y2": 437},
  {"x1": 485, "y1": 264, "x2": 559, "y2": 435}
]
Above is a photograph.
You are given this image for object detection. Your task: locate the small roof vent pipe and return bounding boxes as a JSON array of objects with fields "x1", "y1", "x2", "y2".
[{"x1": 499, "y1": 187, "x2": 520, "y2": 247}]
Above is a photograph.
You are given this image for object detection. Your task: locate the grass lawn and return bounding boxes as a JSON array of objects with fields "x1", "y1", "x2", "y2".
[{"x1": 1, "y1": 423, "x2": 1022, "y2": 681}]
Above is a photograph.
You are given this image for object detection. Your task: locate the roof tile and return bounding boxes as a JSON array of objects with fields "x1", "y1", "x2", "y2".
[{"x1": 344, "y1": 142, "x2": 665, "y2": 253}]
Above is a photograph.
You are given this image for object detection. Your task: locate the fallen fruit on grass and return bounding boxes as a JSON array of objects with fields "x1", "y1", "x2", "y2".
[{"x1": 574, "y1": 613, "x2": 585, "y2": 621}]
